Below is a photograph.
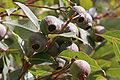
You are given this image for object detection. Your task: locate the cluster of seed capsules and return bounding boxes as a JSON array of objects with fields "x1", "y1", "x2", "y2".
[
  {"x1": 0, "y1": 6, "x2": 106, "y2": 79},
  {"x1": 29, "y1": 6, "x2": 94, "y2": 79},
  {"x1": 29, "y1": 6, "x2": 106, "y2": 55}
]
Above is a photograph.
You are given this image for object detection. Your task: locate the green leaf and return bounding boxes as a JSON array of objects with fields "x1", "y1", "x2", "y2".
[
  {"x1": 112, "y1": 38, "x2": 120, "y2": 61},
  {"x1": 29, "y1": 53, "x2": 54, "y2": 64},
  {"x1": 96, "y1": 59, "x2": 112, "y2": 68},
  {"x1": 80, "y1": 0, "x2": 93, "y2": 10},
  {"x1": 2, "y1": 55, "x2": 10, "y2": 80},
  {"x1": 9, "y1": 69, "x2": 21, "y2": 80},
  {"x1": 106, "y1": 61, "x2": 120, "y2": 78},
  {"x1": 62, "y1": 0, "x2": 70, "y2": 6},
  {"x1": 6, "y1": 8, "x2": 18, "y2": 16},
  {"x1": 2, "y1": 61, "x2": 9, "y2": 80},
  {"x1": 0, "y1": 41, "x2": 9, "y2": 50},
  {"x1": 10, "y1": 31, "x2": 28, "y2": 55},
  {"x1": 100, "y1": 31, "x2": 120, "y2": 61},
  {"x1": 29, "y1": 69, "x2": 51, "y2": 78},
  {"x1": 94, "y1": 75, "x2": 107, "y2": 80},
  {"x1": 59, "y1": 50, "x2": 103, "y2": 73},
  {"x1": 3, "y1": 20, "x2": 39, "y2": 32},
  {"x1": 48, "y1": 32, "x2": 90, "y2": 45},
  {"x1": 15, "y1": 2, "x2": 40, "y2": 31},
  {"x1": 100, "y1": 17, "x2": 120, "y2": 30},
  {"x1": 92, "y1": 43, "x2": 114, "y2": 60},
  {"x1": 4, "y1": 20, "x2": 35, "y2": 41},
  {"x1": 24, "y1": 72, "x2": 35, "y2": 80}
]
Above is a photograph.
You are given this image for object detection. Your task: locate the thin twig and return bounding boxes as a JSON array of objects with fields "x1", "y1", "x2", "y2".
[
  {"x1": 106, "y1": 12, "x2": 120, "y2": 18},
  {"x1": 96, "y1": 4, "x2": 120, "y2": 19},
  {"x1": 59, "y1": 12, "x2": 76, "y2": 33},
  {"x1": 0, "y1": 0, "x2": 39, "y2": 18},
  {"x1": 37, "y1": 59, "x2": 75, "y2": 80},
  {"x1": 0, "y1": 13, "x2": 27, "y2": 17},
  {"x1": 24, "y1": 0, "x2": 39, "y2": 5},
  {"x1": 26, "y1": 4, "x2": 70, "y2": 11},
  {"x1": 17, "y1": 57, "x2": 33, "y2": 80}
]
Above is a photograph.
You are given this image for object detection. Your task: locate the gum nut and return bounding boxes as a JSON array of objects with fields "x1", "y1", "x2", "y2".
[
  {"x1": 60, "y1": 42, "x2": 79, "y2": 52},
  {"x1": 56, "y1": 58, "x2": 66, "y2": 68},
  {"x1": 84, "y1": 12, "x2": 93, "y2": 24},
  {"x1": 29, "y1": 32, "x2": 48, "y2": 52},
  {"x1": 72, "y1": 6, "x2": 86, "y2": 15},
  {"x1": 66, "y1": 43, "x2": 79, "y2": 52},
  {"x1": 40, "y1": 16, "x2": 64, "y2": 35},
  {"x1": 65, "y1": 22, "x2": 79, "y2": 37},
  {"x1": 88, "y1": 7, "x2": 96, "y2": 16},
  {"x1": 70, "y1": 60, "x2": 91, "y2": 79},
  {"x1": 0, "y1": 24, "x2": 7, "y2": 40},
  {"x1": 93, "y1": 26, "x2": 106, "y2": 34},
  {"x1": 69, "y1": 6, "x2": 86, "y2": 23}
]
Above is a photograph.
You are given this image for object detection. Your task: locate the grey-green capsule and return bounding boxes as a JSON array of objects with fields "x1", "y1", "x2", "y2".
[
  {"x1": 93, "y1": 25, "x2": 106, "y2": 42},
  {"x1": 64, "y1": 22, "x2": 79, "y2": 37},
  {"x1": 0, "y1": 24, "x2": 7, "y2": 41},
  {"x1": 29, "y1": 32, "x2": 48, "y2": 52},
  {"x1": 76, "y1": 12, "x2": 93, "y2": 30},
  {"x1": 59, "y1": 42, "x2": 79, "y2": 53},
  {"x1": 69, "y1": 6, "x2": 86, "y2": 23},
  {"x1": 70, "y1": 60, "x2": 91, "y2": 79},
  {"x1": 40, "y1": 16, "x2": 64, "y2": 35}
]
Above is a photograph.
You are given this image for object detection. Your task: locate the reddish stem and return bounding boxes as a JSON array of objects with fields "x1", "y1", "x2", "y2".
[{"x1": 96, "y1": 4, "x2": 120, "y2": 19}]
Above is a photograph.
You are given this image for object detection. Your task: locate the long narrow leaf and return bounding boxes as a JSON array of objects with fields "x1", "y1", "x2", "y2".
[{"x1": 15, "y1": 2, "x2": 40, "y2": 32}]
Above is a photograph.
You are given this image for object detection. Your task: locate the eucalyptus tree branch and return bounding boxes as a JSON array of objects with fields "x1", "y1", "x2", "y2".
[
  {"x1": 96, "y1": 4, "x2": 120, "y2": 19},
  {"x1": 36, "y1": 58, "x2": 75, "y2": 80},
  {"x1": 26, "y1": 4, "x2": 70, "y2": 11},
  {"x1": 0, "y1": 13, "x2": 27, "y2": 17}
]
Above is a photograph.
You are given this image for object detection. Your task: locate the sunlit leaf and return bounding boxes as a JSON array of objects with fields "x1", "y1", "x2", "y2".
[
  {"x1": 106, "y1": 61, "x2": 120, "y2": 78},
  {"x1": 101, "y1": 31, "x2": 120, "y2": 61},
  {"x1": 62, "y1": 0, "x2": 70, "y2": 6},
  {"x1": 29, "y1": 69, "x2": 51, "y2": 78},
  {"x1": 0, "y1": 41, "x2": 9, "y2": 50},
  {"x1": 29, "y1": 53, "x2": 54, "y2": 64},
  {"x1": 80, "y1": 0, "x2": 93, "y2": 10},
  {"x1": 94, "y1": 75, "x2": 107, "y2": 80},
  {"x1": 6, "y1": 8, "x2": 18, "y2": 16},
  {"x1": 15, "y1": 2, "x2": 40, "y2": 31},
  {"x1": 92, "y1": 43, "x2": 114, "y2": 60},
  {"x1": 3, "y1": 18, "x2": 39, "y2": 32},
  {"x1": 96, "y1": 59, "x2": 112, "y2": 68},
  {"x1": 112, "y1": 38, "x2": 120, "y2": 61},
  {"x1": 48, "y1": 32, "x2": 90, "y2": 45},
  {"x1": 59, "y1": 50, "x2": 103, "y2": 73}
]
